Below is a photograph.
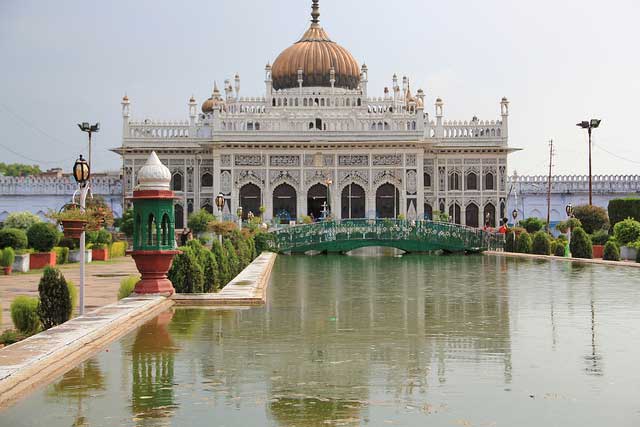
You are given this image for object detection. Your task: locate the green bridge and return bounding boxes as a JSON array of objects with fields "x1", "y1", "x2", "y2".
[{"x1": 268, "y1": 219, "x2": 504, "y2": 254}]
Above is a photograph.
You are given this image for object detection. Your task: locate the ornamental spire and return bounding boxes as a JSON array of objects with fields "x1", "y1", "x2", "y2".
[{"x1": 311, "y1": 0, "x2": 320, "y2": 24}]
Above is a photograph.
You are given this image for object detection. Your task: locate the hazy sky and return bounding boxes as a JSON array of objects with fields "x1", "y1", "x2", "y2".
[{"x1": 1, "y1": 0, "x2": 639, "y2": 176}]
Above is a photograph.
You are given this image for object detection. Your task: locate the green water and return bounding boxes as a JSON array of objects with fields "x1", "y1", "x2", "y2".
[{"x1": 2, "y1": 255, "x2": 640, "y2": 426}]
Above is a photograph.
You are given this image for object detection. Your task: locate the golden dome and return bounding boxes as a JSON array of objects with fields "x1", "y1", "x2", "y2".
[
  {"x1": 202, "y1": 82, "x2": 224, "y2": 113},
  {"x1": 271, "y1": 0, "x2": 360, "y2": 91}
]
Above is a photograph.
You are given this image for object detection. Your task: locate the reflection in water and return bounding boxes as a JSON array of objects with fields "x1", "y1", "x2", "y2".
[
  {"x1": 130, "y1": 310, "x2": 177, "y2": 421},
  {"x1": 46, "y1": 359, "x2": 106, "y2": 426},
  {"x1": 4, "y1": 255, "x2": 640, "y2": 426}
]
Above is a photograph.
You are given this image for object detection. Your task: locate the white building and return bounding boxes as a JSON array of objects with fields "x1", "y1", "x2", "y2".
[{"x1": 115, "y1": 0, "x2": 514, "y2": 229}]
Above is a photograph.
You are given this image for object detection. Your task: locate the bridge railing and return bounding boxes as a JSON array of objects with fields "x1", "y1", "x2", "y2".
[{"x1": 269, "y1": 219, "x2": 504, "y2": 253}]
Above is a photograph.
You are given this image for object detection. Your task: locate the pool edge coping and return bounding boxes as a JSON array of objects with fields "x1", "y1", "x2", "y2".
[{"x1": 485, "y1": 250, "x2": 640, "y2": 267}]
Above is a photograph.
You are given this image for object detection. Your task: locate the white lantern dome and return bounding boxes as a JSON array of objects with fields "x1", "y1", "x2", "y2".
[{"x1": 135, "y1": 151, "x2": 171, "y2": 191}]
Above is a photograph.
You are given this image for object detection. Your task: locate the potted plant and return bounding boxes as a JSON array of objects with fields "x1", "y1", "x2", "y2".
[
  {"x1": 0, "y1": 228, "x2": 30, "y2": 272},
  {"x1": 1, "y1": 247, "x2": 15, "y2": 275},
  {"x1": 613, "y1": 218, "x2": 640, "y2": 261},
  {"x1": 90, "y1": 229, "x2": 112, "y2": 261},
  {"x1": 47, "y1": 206, "x2": 99, "y2": 239},
  {"x1": 26, "y1": 222, "x2": 60, "y2": 269},
  {"x1": 590, "y1": 230, "x2": 610, "y2": 259}
]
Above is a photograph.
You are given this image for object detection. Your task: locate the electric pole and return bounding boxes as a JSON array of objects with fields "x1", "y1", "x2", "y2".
[{"x1": 546, "y1": 140, "x2": 554, "y2": 233}]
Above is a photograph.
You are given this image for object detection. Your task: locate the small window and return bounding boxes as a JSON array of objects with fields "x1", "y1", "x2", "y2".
[
  {"x1": 448, "y1": 173, "x2": 460, "y2": 191},
  {"x1": 466, "y1": 173, "x2": 478, "y2": 190},
  {"x1": 424, "y1": 173, "x2": 432, "y2": 187},
  {"x1": 485, "y1": 173, "x2": 495, "y2": 190},
  {"x1": 201, "y1": 173, "x2": 213, "y2": 187}
]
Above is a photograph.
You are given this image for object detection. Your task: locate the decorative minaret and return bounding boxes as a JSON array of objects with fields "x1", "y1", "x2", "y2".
[
  {"x1": 435, "y1": 97, "x2": 444, "y2": 138},
  {"x1": 224, "y1": 79, "x2": 232, "y2": 100},
  {"x1": 298, "y1": 68, "x2": 304, "y2": 95},
  {"x1": 500, "y1": 96, "x2": 509, "y2": 139},
  {"x1": 121, "y1": 94, "x2": 130, "y2": 137},
  {"x1": 188, "y1": 95, "x2": 197, "y2": 124},
  {"x1": 234, "y1": 73, "x2": 241, "y2": 99},
  {"x1": 129, "y1": 151, "x2": 180, "y2": 295},
  {"x1": 360, "y1": 64, "x2": 368, "y2": 97},
  {"x1": 265, "y1": 63, "x2": 273, "y2": 102},
  {"x1": 329, "y1": 67, "x2": 335, "y2": 89},
  {"x1": 393, "y1": 74, "x2": 400, "y2": 108}
]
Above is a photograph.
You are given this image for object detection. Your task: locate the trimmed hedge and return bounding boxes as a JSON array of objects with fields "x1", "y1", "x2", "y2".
[
  {"x1": 532, "y1": 231, "x2": 552, "y2": 255},
  {"x1": 186, "y1": 240, "x2": 221, "y2": 293},
  {"x1": 569, "y1": 227, "x2": 593, "y2": 259},
  {"x1": 168, "y1": 247, "x2": 204, "y2": 294},
  {"x1": 613, "y1": 218, "x2": 640, "y2": 246},
  {"x1": 504, "y1": 231, "x2": 516, "y2": 253},
  {"x1": 590, "y1": 230, "x2": 610, "y2": 246},
  {"x1": 519, "y1": 217, "x2": 546, "y2": 234},
  {"x1": 27, "y1": 223, "x2": 60, "y2": 253},
  {"x1": 608, "y1": 198, "x2": 640, "y2": 228},
  {"x1": 516, "y1": 232, "x2": 533, "y2": 254},
  {"x1": 553, "y1": 240, "x2": 566, "y2": 257},
  {"x1": 603, "y1": 241, "x2": 620, "y2": 261},
  {"x1": 573, "y1": 205, "x2": 609, "y2": 234},
  {"x1": 0, "y1": 228, "x2": 28, "y2": 250},
  {"x1": 1, "y1": 247, "x2": 15, "y2": 268},
  {"x1": 10, "y1": 296, "x2": 40, "y2": 334},
  {"x1": 109, "y1": 241, "x2": 128, "y2": 258}
]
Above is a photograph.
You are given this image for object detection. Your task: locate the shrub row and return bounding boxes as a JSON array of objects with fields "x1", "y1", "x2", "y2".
[{"x1": 608, "y1": 198, "x2": 640, "y2": 228}]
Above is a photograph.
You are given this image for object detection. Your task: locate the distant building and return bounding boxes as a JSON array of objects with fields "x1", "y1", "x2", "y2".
[
  {"x1": 507, "y1": 173, "x2": 640, "y2": 227},
  {"x1": 0, "y1": 170, "x2": 123, "y2": 222}
]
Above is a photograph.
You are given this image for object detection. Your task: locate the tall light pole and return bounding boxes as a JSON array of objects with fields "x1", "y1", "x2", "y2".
[
  {"x1": 576, "y1": 119, "x2": 601, "y2": 206},
  {"x1": 72, "y1": 155, "x2": 90, "y2": 315},
  {"x1": 215, "y1": 193, "x2": 225, "y2": 245},
  {"x1": 77, "y1": 122, "x2": 100, "y2": 169}
]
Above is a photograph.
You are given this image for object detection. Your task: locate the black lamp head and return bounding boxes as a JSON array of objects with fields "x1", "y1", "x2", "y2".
[{"x1": 72, "y1": 154, "x2": 90, "y2": 185}]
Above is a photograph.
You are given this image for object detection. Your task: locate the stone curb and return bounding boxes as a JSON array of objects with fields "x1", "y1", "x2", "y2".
[
  {"x1": 172, "y1": 252, "x2": 277, "y2": 306},
  {"x1": 485, "y1": 250, "x2": 640, "y2": 268},
  {"x1": 0, "y1": 295, "x2": 172, "y2": 409}
]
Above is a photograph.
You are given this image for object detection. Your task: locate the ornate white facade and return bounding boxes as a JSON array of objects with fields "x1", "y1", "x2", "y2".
[{"x1": 115, "y1": 1, "x2": 514, "y2": 229}]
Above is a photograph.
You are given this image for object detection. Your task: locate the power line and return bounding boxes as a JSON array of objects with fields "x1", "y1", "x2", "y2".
[
  {"x1": 593, "y1": 142, "x2": 640, "y2": 165},
  {"x1": 0, "y1": 142, "x2": 73, "y2": 165}
]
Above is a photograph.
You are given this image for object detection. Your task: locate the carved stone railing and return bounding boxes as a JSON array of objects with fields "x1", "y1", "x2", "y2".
[
  {"x1": 127, "y1": 121, "x2": 190, "y2": 139},
  {"x1": 0, "y1": 176, "x2": 122, "y2": 196},
  {"x1": 440, "y1": 120, "x2": 503, "y2": 139},
  {"x1": 510, "y1": 175, "x2": 640, "y2": 194}
]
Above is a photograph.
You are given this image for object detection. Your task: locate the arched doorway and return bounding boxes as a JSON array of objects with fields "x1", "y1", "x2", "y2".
[
  {"x1": 484, "y1": 203, "x2": 496, "y2": 227},
  {"x1": 448, "y1": 203, "x2": 462, "y2": 224},
  {"x1": 240, "y1": 183, "x2": 261, "y2": 219},
  {"x1": 424, "y1": 203, "x2": 433, "y2": 220},
  {"x1": 466, "y1": 203, "x2": 479, "y2": 228},
  {"x1": 341, "y1": 183, "x2": 365, "y2": 219},
  {"x1": 307, "y1": 183, "x2": 328, "y2": 220},
  {"x1": 376, "y1": 184, "x2": 400, "y2": 219},
  {"x1": 174, "y1": 204, "x2": 184, "y2": 230},
  {"x1": 273, "y1": 183, "x2": 297, "y2": 224}
]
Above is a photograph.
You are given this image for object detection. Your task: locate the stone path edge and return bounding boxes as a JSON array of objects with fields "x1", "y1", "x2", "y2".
[
  {"x1": 0, "y1": 296, "x2": 173, "y2": 409},
  {"x1": 485, "y1": 250, "x2": 640, "y2": 268},
  {"x1": 172, "y1": 252, "x2": 277, "y2": 306}
]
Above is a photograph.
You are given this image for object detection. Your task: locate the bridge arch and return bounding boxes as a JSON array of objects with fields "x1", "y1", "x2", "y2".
[{"x1": 376, "y1": 183, "x2": 400, "y2": 219}]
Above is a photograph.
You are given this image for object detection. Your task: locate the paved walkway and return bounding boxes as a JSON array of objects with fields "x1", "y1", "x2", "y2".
[{"x1": 0, "y1": 257, "x2": 139, "y2": 331}]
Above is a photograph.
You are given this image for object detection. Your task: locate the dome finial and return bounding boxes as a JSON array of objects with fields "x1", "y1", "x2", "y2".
[{"x1": 311, "y1": 0, "x2": 320, "y2": 24}]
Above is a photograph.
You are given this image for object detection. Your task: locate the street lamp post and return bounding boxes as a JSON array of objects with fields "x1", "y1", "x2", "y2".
[
  {"x1": 566, "y1": 203, "x2": 574, "y2": 257},
  {"x1": 215, "y1": 193, "x2": 225, "y2": 245},
  {"x1": 77, "y1": 122, "x2": 100, "y2": 169},
  {"x1": 511, "y1": 209, "x2": 518, "y2": 226},
  {"x1": 576, "y1": 119, "x2": 602, "y2": 206},
  {"x1": 236, "y1": 206, "x2": 243, "y2": 229},
  {"x1": 72, "y1": 155, "x2": 90, "y2": 315}
]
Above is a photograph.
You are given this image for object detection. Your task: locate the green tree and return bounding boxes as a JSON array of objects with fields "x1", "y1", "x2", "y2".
[
  {"x1": 37, "y1": 267, "x2": 72, "y2": 329},
  {"x1": 0, "y1": 228, "x2": 28, "y2": 250},
  {"x1": 613, "y1": 218, "x2": 640, "y2": 246},
  {"x1": 186, "y1": 240, "x2": 221, "y2": 292},
  {"x1": 504, "y1": 231, "x2": 516, "y2": 252},
  {"x1": 224, "y1": 239, "x2": 240, "y2": 278},
  {"x1": 168, "y1": 247, "x2": 204, "y2": 294},
  {"x1": 573, "y1": 205, "x2": 609, "y2": 234},
  {"x1": 27, "y1": 222, "x2": 60, "y2": 252},
  {"x1": 0, "y1": 162, "x2": 41, "y2": 177},
  {"x1": 519, "y1": 217, "x2": 546, "y2": 233},
  {"x1": 187, "y1": 209, "x2": 215, "y2": 234},
  {"x1": 603, "y1": 241, "x2": 620, "y2": 261},
  {"x1": 119, "y1": 208, "x2": 135, "y2": 237},
  {"x1": 4, "y1": 211, "x2": 41, "y2": 231},
  {"x1": 210, "y1": 239, "x2": 230, "y2": 286},
  {"x1": 569, "y1": 227, "x2": 593, "y2": 259}
]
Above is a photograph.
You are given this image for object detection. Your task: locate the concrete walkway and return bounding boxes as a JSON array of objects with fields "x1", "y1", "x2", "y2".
[
  {"x1": 485, "y1": 250, "x2": 640, "y2": 268},
  {"x1": 0, "y1": 257, "x2": 139, "y2": 331}
]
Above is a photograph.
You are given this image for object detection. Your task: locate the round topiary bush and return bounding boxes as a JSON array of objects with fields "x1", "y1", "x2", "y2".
[
  {"x1": 590, "y1": 230, "x2": 610, "y2": 246},
  {"x1": 37, "y1": 267, "x2": 72, "y2": 329},
  {"x1": 0, "y1": 228, "x2": 28, "y2": 251},
  {"x1": 27, "y1": 223, "x2": 60, "y2": 253},
  {"x1": 519, "y1": 217, "x2": 546, "y2": 234},
  {"x1": 573, "y1": 205, "x2": 610, "y2": 234},
  {"x1": 532, "y1": 231, "x2": 552, "y2": 255},
  {"x1": 516, "y1": 232, "x2": 533, "y2": 254},
  {"x1": 554, "y1": 240, "x2": 567, "y2": 257},
  {"x1": 10, "y1": 296, "x2": 40, "y2": 335},
  {"x1": 603, "y1": 241, "x2": 620, "y2": 261},
  {"x1": 2, "y1": 247, "x2": 16, "y2": 268},
  {"x1": 613, "y1": 218, "x2": 640, "y2": 246},
  {"x1": 569, "y1": 227, "x2": 593, "y2": 259}
]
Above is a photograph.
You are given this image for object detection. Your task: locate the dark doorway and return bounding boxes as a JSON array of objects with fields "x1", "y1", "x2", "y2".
[
  {"x1": 307, "y1": 183, "x2": 328, "y2": 220},
  {"x1": 174, "y1": 204, "x2": 184, "y2": 230},
  {"x1": 376, "y1": 184, "x2": 400, "y2": 219},
  {"x1": 466, "y1": 203, "x2": 479, "y2": 228},
  {"x1": 484, "y1": 203, "x2": 496, "y2": 227},
  {"x1": 448, "y1": 204, "x2": 462, "y2": 224},
  {"x1": 273, "y1": 183, "x2": 297, "y2": 224},
  {"x1": 240, "y1": 183, "x2": 261, "y2": 219},
  {"x1": 341, "y1": 183, "x2": 366, "y2": 219},
  {"x1": 424, "y1": 203, "x2": 433, "y2": 220}
]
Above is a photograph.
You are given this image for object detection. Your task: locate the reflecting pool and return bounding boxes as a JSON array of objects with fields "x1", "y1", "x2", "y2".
[{"x1": 3, "y1": 255, "x2": 640, "y2": 426}]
